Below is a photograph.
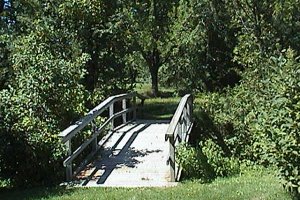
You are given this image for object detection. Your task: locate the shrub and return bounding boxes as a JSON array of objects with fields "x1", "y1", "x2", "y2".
[
  {"x1": 0, "y1": 21, "x2": 89, "y2": 186},
  {"x1": 176, "y1": 140, "x2": 240, "y2": 181},
  {"x1": 195, "y1": 49, "x2": 300, "y2": 194},
  {"x1": 201, "y1": 139, "x2": 240, "y2": 177},
  {"x1": 176, "y1": 143, "x2": 213, "y2": 182}
]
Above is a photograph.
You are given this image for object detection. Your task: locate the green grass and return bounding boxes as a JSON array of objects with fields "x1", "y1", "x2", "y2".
[
  {"x1": 135, "y1": 83, "x2": 182, "y2": 120},
  {"x1": 139, "y1": 97, "x2": 181, "y2": 120},
  {"x1": 0, "y1": 169, "x2": 292, "y2": 200},
  {"x1": 135, "y1": 83, "x2": 176, "y2": 97}
]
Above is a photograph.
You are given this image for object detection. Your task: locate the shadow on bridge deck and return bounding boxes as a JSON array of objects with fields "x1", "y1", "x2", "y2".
[{"x1": 75, "y1": 120, "x2": 176, "y2": 187}]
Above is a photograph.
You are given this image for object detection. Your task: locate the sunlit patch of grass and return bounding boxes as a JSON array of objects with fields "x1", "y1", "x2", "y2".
[
  {"x1": 138, "y1": 97, "x2": 181, "y2": 120},
  {"x1": 135, "y1": 83, "x2": 176, "y2": 98}
]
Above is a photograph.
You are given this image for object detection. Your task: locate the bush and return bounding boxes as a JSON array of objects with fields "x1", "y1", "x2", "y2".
[
  {"x1": 201, "y1": 139, "x2": 240, "y2": 177},
  {"x1": 195, "y1": 49, "x2": 300, "y2": 194},
  {"x1": 176, "y1": 143, "x2": 213, "y2": 182},
  {"x1": 0, "y1": 20, "x2": 89, "y2": 186},
  {"x1": 176, "y1": 140, "x2": 239, "y2": 181}
]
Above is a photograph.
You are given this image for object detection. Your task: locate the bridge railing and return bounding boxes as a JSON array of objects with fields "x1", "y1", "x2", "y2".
[
  {"x1": 59, "y1": 92, "x2": 145, "y2": 181},
  {"x1": 165, "y1": 94, "x2": 193, "y2": 182}
]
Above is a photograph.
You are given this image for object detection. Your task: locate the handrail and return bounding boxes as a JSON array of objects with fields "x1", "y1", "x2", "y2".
[
  {"x1": 59, "y1": 92, "x2": 145, "y2": 181},
  {"x1": 165, "y1": 94, "x2": 193, "y2": 182},
  {"x1": 59, "y1": 93, "x2": 135, "y2": 142}
]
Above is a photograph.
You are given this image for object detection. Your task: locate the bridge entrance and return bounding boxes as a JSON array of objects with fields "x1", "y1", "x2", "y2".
[{"x1": 59, "y1": 93, "x2": 193, "y2": 187}]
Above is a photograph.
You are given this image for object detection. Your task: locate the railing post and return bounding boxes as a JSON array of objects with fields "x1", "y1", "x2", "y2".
[
  {"x1": 109, "y1": 103, "x2": 114, "y2": 130},
  {"x1": 186, "y1": 102, "x2": 191, "y2": 125},
  {"x1": 168, "y1": 135, "x2": 175, "y2": 182},
  {"x1": 65, "y1": 140, "x2": 72, "y2": 181},
  {"x1": 177, "y1": 120, "x2": 182, "y2": 143},
  {"x1": 91, "y1": 121, "x2": 98, "y2": 152},
  {"x1": 122, "y1": 99, "x2": 127, "y2": 124},
  {"x1": 184, "y1": 107, "x2": 187, "y2": 134},
  {"x1": 189, "y1": 96, "x2": 193, "y2": 123},
  {"x1": 133, "y1": 95, "x2": 137, "y2": 120}
]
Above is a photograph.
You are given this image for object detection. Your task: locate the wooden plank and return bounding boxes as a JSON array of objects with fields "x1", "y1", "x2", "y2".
[
  {"x1": 168, "y1": 135, "x2": 175, "y2": 182},
  {"x1": 59, "y1": 93, "x2": 135, "y2": 140},
  {"x1": 122, "y1": 99, "x2": 127, "y2": 123},
  {"x1": 133, "y1": 95, "x2": 137, "y2": 120},
  {"x1": 65, "y1": 140, "x2": 72, "y2": 181},
  {"x1": 63, "y1": 108, "x2": 135, "y2": 166},
  {"x1": 59, "y1": 92, "x2": 148, "y2": 182},
  {"x1": 109, "y1": 103, "x2": 114, "y2": 129},
  {"x1": 76, "y1": 120, "x2": 174, "y2": 187},
  {"x1": 164, "y1": 94, "x2": 194, "y2": 182},
  {"x1": 165, "y1": 94, "x2": 191, "y2": 139}
]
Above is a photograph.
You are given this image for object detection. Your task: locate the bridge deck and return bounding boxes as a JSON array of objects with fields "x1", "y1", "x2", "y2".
[{"x1": 75, "y1": 120, "x2": 177, "y2": 187}]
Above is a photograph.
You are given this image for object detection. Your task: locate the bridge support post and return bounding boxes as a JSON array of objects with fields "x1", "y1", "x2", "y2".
[
  {"x1": 92, "y1": 122, "x2": 98, "y2": 152},
  {"x1": 168, "y1": 135, "x2": 175, "y2": 182},
  {"x1": 133, "y1": 95, "x2": 137, "y2": 120},
  {"x1": 109, "y1": 103, "x2": 114, "y2": 130},
  {"x1": 122, "y1": 99, "x2": 127, "y2": 123},
  {"x1": 188, "y1": 97, "x2": 193, "y2": 124},
  {"x1": 65, "y1": 140, "x2": 72, "y2": 181}
]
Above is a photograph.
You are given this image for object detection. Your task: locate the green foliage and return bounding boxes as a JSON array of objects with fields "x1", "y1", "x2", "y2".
[
  {"x1": 201, "y1": 139, "x2": 240, "y2": 177},
  {"x1": 247, "y1": 50, "x2": 300, "y2": 195},
  {"x1": 120, "y1": 0, "x2": 181, "y2": 96},
  {"x1": 0, "y1": 0, "x2": 299, "y2": 195},
  {"x1": 176, "y1": 141, "x2": 239, "y2": 181},
  {"x1": 159, "y1": 0, "x2": 239, "y2": 93},
  {"x1": 196, "y1": 49, "x2": 300, "y2": 195},
  {"x1": 160, "y1": 0, "x2": 207, "y2": 93},
  {"x1": 58, "y1": 0, "x2": 134, "y2": 101},
  {"x1": 230, "y1": 0, "x2": 300, "y2": 65},
  {"x1": 0, "y1": 0, "x2": 136, "y2": 186},
  {"x1": 0, "y1": 18, "x2": 89, "y2": 186},
  {"x1": 176, "y1": 143, "x2": 213, "y2": 182}
]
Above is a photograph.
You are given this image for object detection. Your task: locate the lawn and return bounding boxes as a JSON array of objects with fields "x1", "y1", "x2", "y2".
[
  {"x1": 0, "y1": 169, "x2": 292, "y2": 200},
  {"x1": 138, "y1": 97, "x2": 181, "y2": 120},
  {"x1": 135, "y1": 83, "x2": 181, "y2": 120}
]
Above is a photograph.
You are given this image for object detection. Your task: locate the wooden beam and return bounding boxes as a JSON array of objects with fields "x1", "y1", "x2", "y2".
[
  {"x1": 122, "y1": 99, "x2": 127, "y2": 123},
  {"x1": 58, "y1": 92, "x2": 151, "y2": 181},
  {"x1": 165, "y1": 94, "x2": 193, "y2": 182}
]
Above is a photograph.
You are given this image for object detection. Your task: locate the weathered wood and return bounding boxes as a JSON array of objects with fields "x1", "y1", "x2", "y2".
[
  {"x1": 165, "y1": 95, "x2": 191, "y2": 139},
  {"x1": 77, "y1": 120, "x2": 174, "y2": 187},
  {"x1": 165, "y1": 94, "x2": 193, "y2": 182},
  {"x1": 122, "y1": 99, "x2": 127, "y2": 123},
  {"x1": 59, "y1": 92, "x2": 145, "y2": 181},
  {"x1": 133, "y1": 95, "x2": 137, "y2": 120},
  {"x1": 65, "y1": 140, "x2": 72, "y2": 181},
  {"x1": 59, "y1": 93, "x2": 136, "y2": 142},
  {"x1": 109, "y1": 103, "x2": 114, "y2": 129},
  {"x1": 168, "y1": 135, "x2": 175, "y2": 182},
  {"x1": 63, "y1": 108, "x2": 135, "y2": 166}
]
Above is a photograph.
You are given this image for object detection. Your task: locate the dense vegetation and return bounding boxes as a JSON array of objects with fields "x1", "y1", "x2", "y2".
[{"x1": 0, "y1": 0, "x2": 299, "y2": 197}]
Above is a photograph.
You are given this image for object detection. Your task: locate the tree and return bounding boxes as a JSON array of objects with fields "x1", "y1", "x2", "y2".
[
  {"x1": 159, "y1": 0, "x2": 239, "y2": 92},
  {"x1": 228, "y1": 0, "x2": 300, "y2": 67},
  {"x1": 0, "y1": 0, "x2": 4, "y2": 13},
  {"x1": 121, "y1": 0, "x2": 179, "y2": 96},
  {"x1": 58, "y1": 0, "x2": 135, "y2": 104}
]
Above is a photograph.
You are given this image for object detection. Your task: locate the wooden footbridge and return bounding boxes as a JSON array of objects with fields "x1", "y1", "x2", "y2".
[{"x1": 59, "y1": 92, "x2": 194, "y2": 187}]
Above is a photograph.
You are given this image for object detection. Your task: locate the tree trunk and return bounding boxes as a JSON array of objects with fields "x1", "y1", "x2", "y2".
[
  {"x1": 0, "y1": 0, "x2": 4, "y2": 13},
  {"x1": 149, "y1": 66, "x2": 159, "y2": 97},
  {"x1": 85, "y1": 55, "x2": 97, "y2": 93},
  {"x1": 146, "y1": 48, "x2": 160, "y2": 97}
]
